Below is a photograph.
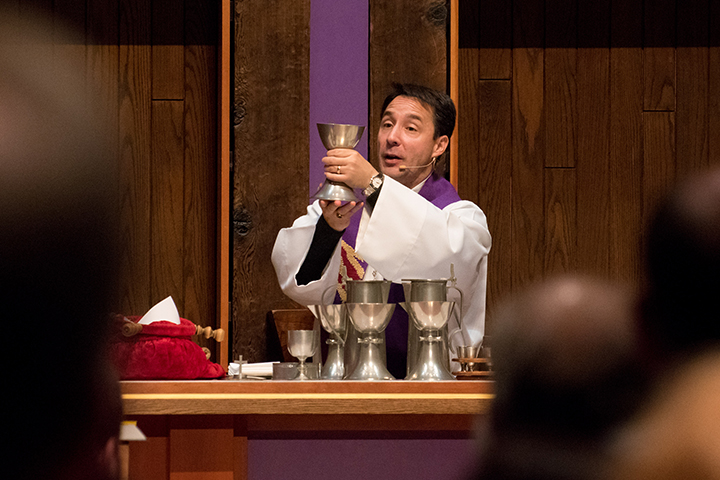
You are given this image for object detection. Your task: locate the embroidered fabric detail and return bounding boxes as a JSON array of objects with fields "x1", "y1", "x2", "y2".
[{"x1": 337, "y1": 240, "x2": 366, "y2": 301}]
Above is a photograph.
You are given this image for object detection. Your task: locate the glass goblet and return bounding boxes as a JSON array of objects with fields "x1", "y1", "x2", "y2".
[{"x1": 287, "y1": 329, "x2": 318, "y2": 380}]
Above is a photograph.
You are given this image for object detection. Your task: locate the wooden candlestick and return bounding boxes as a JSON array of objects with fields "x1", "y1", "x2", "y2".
[
  {"x1": 120, "y1": 319, "x2": 225, "y2": 342},
  {"x1": 195, "y1": 325, "x2": 226, "y2": 342},
  {"x1": 121, "y1": 321, "x2": 144, "y2": 337}
]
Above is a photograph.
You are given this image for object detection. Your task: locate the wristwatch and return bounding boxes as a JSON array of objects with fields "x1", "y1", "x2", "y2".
[{"x1": 363, "y1": 172, "x2": 384, "y2": 197}]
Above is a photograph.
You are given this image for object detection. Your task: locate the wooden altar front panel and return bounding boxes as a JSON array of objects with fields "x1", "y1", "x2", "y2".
[{"x1": 122, "y1": 381, "x2": 493, "y2": 480}]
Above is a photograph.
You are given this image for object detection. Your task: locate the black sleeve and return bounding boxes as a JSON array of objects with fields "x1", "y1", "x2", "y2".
[
  {"x1": 295, "y1": 215, "x2": 345, "y2": 285},
  {"x1": 365, "y1": 184, "x2": 382, "y2": 209}
]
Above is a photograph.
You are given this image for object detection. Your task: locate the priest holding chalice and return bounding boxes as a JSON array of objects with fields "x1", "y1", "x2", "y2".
[{"x1": 272, "y1": 83, "x2": 491, "y2": 379}]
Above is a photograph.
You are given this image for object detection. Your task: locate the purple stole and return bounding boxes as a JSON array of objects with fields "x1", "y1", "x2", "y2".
[{"x1": 338, "y1": 172, "x2": 461, "y2": 378}]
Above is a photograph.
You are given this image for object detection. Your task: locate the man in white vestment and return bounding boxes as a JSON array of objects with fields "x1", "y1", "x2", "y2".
[{"x1": 272, "y1": 83, "x2": 491, "y2": 378}]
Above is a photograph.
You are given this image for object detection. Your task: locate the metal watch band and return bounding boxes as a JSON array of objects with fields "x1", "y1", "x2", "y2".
[{"x1": 363, "y1": 173, "x2": 383, "y2": 196}]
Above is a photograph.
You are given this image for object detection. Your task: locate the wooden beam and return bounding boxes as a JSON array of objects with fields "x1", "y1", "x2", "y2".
[
  {"x1": 217, "y1": 0, "x2": 231, "y2": 369},
  {"x1": 450, "y1": 0, "x2": 459, "y2": 188}
]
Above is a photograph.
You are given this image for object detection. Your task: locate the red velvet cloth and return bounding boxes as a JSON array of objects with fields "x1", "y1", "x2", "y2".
[{"x1": 112, "y1": 315, "x2": 226, "y2": 380}]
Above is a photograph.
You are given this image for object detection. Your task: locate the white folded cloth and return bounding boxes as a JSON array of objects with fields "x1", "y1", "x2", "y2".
[{"x1": 241, "y1": 362, "x2": 278, "y2": 377}]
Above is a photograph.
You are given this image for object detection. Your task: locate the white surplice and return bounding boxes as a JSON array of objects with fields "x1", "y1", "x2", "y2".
[{"x1": 271, "y1": 175, "x2": 492, "y2": 349}]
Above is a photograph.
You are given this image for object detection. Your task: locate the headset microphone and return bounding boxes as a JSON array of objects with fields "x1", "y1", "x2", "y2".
[{"x1": 398, "y1": 157, "x2": 436, "y2": 172}]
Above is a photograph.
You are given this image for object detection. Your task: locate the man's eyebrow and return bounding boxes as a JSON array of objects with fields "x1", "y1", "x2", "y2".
[{"x1": 381, "y1": 110, "x2": 424, "y2": 122}]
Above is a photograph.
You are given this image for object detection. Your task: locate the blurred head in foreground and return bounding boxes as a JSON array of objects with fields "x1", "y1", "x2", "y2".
[
  {"x1": 474, "y1": 275, "x2": 649, "y2": 480},
  {"x1": 1, "y1": 9, "x2": 121, "y2": 480},
  {"x1": 640, "y1": 167, "x2": 720, "y2": 368},
  {"x1": 608, "y1": 349, "x2": 720, "y2": 479}
]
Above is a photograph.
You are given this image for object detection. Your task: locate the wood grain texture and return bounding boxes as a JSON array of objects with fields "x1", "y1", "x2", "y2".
[
  {"x1": 576, "y1": 48, "x2": 611, "y2": 277},
  {"x1": 152, "y1": 0, "x2": 184, "y2": 100},
  {"x1": 609, "y1": 0, "x2": 643, "y2": 284},
  {"x1": 119, "y1": 0, "x2": 152, "y2": 314},
  {"x1": 545, "y1": 0, "x2": 576, "y2": 168},
  {"x1": 644, "y1": 0, "x2": 676, "y2": 111},
  {"x1": 450, "y1": 0, "x2": 459, "y2": 187},
  {"x1": 87, "y1": 1, "x2": 121, "y2": 309},
  {"x1": 544, "y1": 168, "x2": 576, "y2": 275},
  {"x1": 369, "y1": 0, "x2": 448, "y2": 169},
  {"x1": 711, "y1": 1, "x2": 720, "y2": 165},
  {"x1": 125, "y1": 397, "x2": 492, "y2": 416},
  {"x1": 457, "y1": 0, "x2": 719, "y2": 315},
  {"x1": 456, "y1": 0, "x2": 479, "y2": 194},
  {"x1": 183, "y1": 0, "x2": 217, "y2": 352},
  {"x1": 232, "y1": 0, "x2": 311, "y2": 362},
  {"x1": 26, "y1": 1, "x2": 220, "y2": 354},
  {"x1": 92, "y1": 0, "x2": 217, "y2": 337},
  {"x1": 478, "y1": 0, "x2": 511, "y2": 79},
  {"x1": 151, "y1": 101, "x2": 185, "y2": 308},
  {"x1": 511, "y1": 33, "x2": 545, "y2": 290},
  {"x1": 218, "y1": 0, "x2": 232, "y2": 370},
  {"x1": 121, "y1": 380, "x2": 494, "y2": 416},
  {"x1": 576, "y1": 0, "x2": 611, "y2": 277},
  {"x1": 643, "y1": 112, "x2": 677, "y2": 222},
  {"x1": 122, "y1": 380, "x2": 493, "y2": 395},
  {"x1": 510, "y1": 0, "x2": 545, "y2": 291},
  {"x1": 476, "y1": 80, "x2": 512, "y2": 327},
  {"x1": 676, "y1": 0, "x2": 710, "y2": 175},
  {"x1": 33, "y1": 0, "x2": 720, "y2": 368},
  {"x1": 457, "y1": 0, "x2": 480, "y2": 199}
]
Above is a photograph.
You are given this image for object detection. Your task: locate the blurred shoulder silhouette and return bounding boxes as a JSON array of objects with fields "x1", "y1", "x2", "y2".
[
  {"x1": 608, "y1": 348, "x2": 720, "y2": 479},
  {"x1": 640, "y1": 166, "x2": 720, "y2": 369},
  {"x1": 604, "y1": 167, "x2": 720, "y2": 479},
  {"x1": 473, "y1": 275, "x2": 649, "y2": 480},
  {"x1": 1, "y1": 7, "x2": 121, "y2": 480}
]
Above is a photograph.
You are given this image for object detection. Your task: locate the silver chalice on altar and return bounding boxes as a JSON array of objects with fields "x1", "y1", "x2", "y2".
[
  {"x1": 345, "y1": 302, "x2": 396, "y2": 380},
  {"x1": 402, "y1": 300, "x2": 456, "y2": 380},
  {"x1": 287, "y1": 329, "x2": 319, "y2": 380},
  {"x1": 313, "y1": 123, "x2": 365, "y2": 202},
  {"x1": 310, "y1": 303, "x2": 348, "y2": 380}
]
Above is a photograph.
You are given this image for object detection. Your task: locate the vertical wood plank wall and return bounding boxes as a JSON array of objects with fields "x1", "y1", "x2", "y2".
[
  {"x1": 457, "y1": 0, "x2": 720, "y2": 331},
  {"x1": 232, "y1": 0, "x2": 312, "y2": 361},
  {"x1": 232, "y1": 0, "x2": 448, "y2": 361},
  {"x1": 26, "y1": 0, "x2": 720, "y2": 361},
  {"x1": 18, "y1": 0, "x2": 220, "y2": 356},
  {"x1": 368, "y1": 0, "x2": 448, "y2": 168}
]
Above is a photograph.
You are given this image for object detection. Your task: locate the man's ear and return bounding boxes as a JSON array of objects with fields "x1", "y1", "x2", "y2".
[{"x1": 433, "y1": 135, "x2": 450, "y2": 158}]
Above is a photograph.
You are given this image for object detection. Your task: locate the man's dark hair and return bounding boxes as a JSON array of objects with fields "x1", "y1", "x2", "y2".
[
  {"x1": 380, "y1": 83, "x2": 456, "y2": 139},
  {"x1": 474, "y1": 275, "x2": 649, "y2": 480}
]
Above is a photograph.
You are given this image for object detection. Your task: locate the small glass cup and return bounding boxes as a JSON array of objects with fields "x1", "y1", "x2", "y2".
[{"x1": 287, "y1": 330, "x2": 319, "y2": 380}]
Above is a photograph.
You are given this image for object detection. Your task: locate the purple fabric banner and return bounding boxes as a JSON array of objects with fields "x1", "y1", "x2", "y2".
[{"x1": 309, "y1": 0, "x2": 369, "y2": 198}]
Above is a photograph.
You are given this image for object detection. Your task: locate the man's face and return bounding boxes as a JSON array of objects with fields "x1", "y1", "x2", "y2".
[{"x1": 377, "y1": 96, "x2": 449, "y2": 189}]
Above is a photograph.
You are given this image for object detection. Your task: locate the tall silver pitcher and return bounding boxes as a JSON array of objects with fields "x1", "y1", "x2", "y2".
[
  {"x1": 343, "y1": 279, "x2": 392, "y2": 379},
  {"x1": 402, "y1": 266, "x2": 464, "y2": 379}
]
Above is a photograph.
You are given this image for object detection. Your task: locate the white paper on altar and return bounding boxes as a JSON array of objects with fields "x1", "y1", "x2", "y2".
[
  {"x1": 137, "y1": 296, "x2": 181, "y2": 325},
  {"x1": 241, "y1": 362, "x2": 278, "y2": 377}
]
